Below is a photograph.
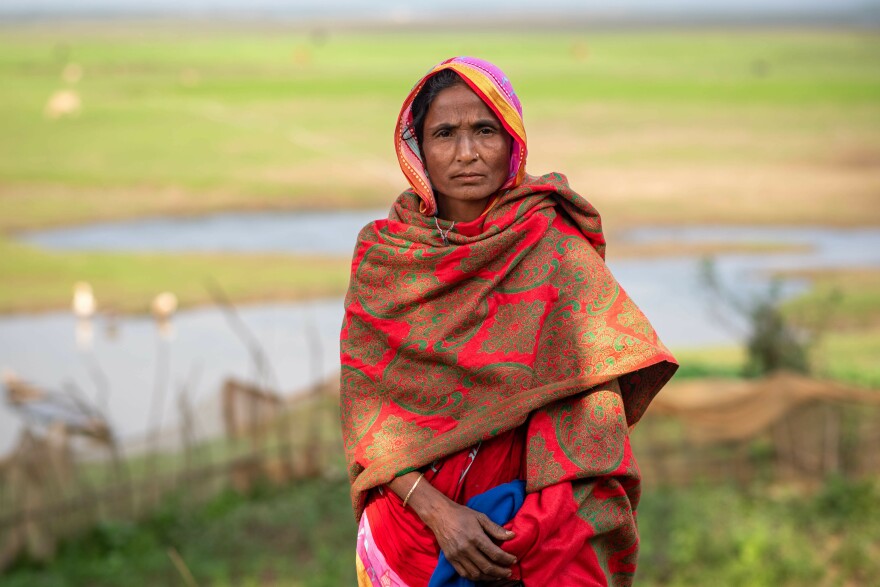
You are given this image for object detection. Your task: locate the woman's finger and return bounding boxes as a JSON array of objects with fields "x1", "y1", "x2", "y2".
[
  {"x1": 478, "y1": 539, "x2": 517, "y2": 567},
  {"x1": 477, "y1": 513, "x2": 516, "y2": 542},
  {"x1": 446, "y1": 535, "x2": 511, "y2": 580},
  {"x1": 450, "y1": 560, "x2": 470, "y2": 581},
  {"x1": 463, "y1": 545, "x2": 513, "y2": 580},
  {"x1": 455, "y1": 556, "x2": 485, "y2": 581},
  {"x1": 473, "y1": 532, "x2": 517, "y2": 569}
]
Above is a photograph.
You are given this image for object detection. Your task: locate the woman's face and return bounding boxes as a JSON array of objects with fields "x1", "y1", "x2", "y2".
[{"x1": 421, "y1": 83, "x2": 512, "y2": 222}]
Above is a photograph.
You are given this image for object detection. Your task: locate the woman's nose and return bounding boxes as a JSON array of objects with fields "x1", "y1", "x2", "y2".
[{"x1": 455, "y1": 136, "x2": 478, "y2": 161}]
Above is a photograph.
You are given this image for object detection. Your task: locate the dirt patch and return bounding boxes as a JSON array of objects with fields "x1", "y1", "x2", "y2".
[
  {"x1": 830, "y1": 147, "x2": 880, "y2": 170},
  {"x1": 562, "y1": 163, "x2": 880, "y2": 231}
]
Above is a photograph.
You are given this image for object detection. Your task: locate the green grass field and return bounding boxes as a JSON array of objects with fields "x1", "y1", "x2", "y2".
[
  {"x1": 1, "y1": 25, "x2": 879, "y2": 315},
  {"x1": 0, "y1": 237, "x2": 350, "y2": 314},
  {"x1": 1, "y1": 26, "x2": 878, "y2": 229},
  {"x1": 4, "y1": 475, "x2": 879, "y2": 586}
]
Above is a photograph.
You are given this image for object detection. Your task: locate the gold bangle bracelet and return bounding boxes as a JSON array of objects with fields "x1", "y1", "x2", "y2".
[{"x1": 402, "y1": 473, "x2": 424, "y2": 509}]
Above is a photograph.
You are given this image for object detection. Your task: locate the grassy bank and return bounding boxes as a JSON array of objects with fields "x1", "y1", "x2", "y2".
[
  {"x1": 1, "y1": 26, "x2": 879, "y2": 314},
  {"x1": 0, "y1": 27, "x2": 878, "y2": 230},
  {"x1": 783, "y1": 267, "x2": 880, "y2": 331},
  {"x1": 674, "y1": 328, "x2": 880, "y2": 389},
  {"x1": 4, "y1": 475, "x2": 878, "y2": 586},
  {"x1": 0, "y1": 237, "x2": 350, "y2": 314},
  {"x1": 672, "y1": 265, "x2": 880, "y2": 387}
]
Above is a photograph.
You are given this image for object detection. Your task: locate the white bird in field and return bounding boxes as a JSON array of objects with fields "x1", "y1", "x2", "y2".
[
  {"x1": 151, "y1": 292, "x2": 178, "y2": 321},
  {"x1": 72, "y1": 282, "x2": 96, "y2": 319},
  {"x1": 152, "y1": 292, "x2": 179, "y2": 339}
]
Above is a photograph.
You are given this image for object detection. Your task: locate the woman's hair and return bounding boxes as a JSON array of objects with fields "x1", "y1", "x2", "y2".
[{"x1": 410, "y1": 68, "x2": 465, "y2": 147}]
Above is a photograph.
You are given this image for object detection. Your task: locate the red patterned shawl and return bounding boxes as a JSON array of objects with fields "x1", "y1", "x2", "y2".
[{"x1": 340, "y1": 172, "x2": 677, "y2": 522}]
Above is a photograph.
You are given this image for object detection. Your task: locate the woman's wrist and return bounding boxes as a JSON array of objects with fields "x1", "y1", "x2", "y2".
[
  {"x1": 385, "y1": 470, "x2": 455, "y2": 529},
  {"x1": 405, "y1": 479, "x2": 453, "y2": 530}
]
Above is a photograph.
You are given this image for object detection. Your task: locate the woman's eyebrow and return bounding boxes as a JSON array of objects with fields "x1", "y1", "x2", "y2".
[
  {"x1": 427, "y1": 122, "x2": 457, "y2": 134},
  {"x1": 428, "y1": 118, "x2": 499, "y2": 131},
  {"x1": 472, "y1": 118, "x2": 500, "y2": 127}
]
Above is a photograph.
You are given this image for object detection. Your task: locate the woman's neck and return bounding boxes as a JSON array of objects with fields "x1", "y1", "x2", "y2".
[{"x1": 436, "y1": 197, "x2": 490, "y2": 223}]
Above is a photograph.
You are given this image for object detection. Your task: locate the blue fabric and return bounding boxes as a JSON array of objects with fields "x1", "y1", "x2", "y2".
[{"x1": 428, "y1": 480, "x2": 526, "y2": 587}]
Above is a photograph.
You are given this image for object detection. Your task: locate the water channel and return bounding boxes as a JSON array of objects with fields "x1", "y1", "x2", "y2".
[{"x1": 3, "y1": 211, "x2": 879, "y2": 454}]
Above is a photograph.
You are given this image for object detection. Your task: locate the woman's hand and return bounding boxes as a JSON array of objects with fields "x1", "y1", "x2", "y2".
[
  {"x1": 388, "y1": 472, "x2": 517, "y2": 582},
  {"x1": 423, "y1": 499, "x2": 517, "y2": 582}
]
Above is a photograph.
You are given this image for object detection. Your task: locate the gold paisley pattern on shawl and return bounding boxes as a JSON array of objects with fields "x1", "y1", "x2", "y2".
[
  {"x1": 364, "y1": 414, "x2": 437, "y2": 461},
  {"x1": 354, "y1": 243, "x2": 444, "y2": 319},
  {"x1": 342, "y1": 314, "x2": 389, "y2": 368},
  {"x1": 525, "y1": 433, "x2": 566, "y2": 488},
  {"x1": 616, "y1": 297, "x2": 659, "y2": 344},
  {"x1": 381, "y1": 353, "x2": 464, "y2": 416},
  {"x1": 405, "y1": 280, "x2": 490, "y2": 355},
  {"x1": 339, "y1": 366, "x2": 383, "y2": 454},
  {"x1": 533, "y1": 241, "x2": 660, "y2": 402},
  {"x1": 579, "y1": 315, "x2": 657, "y2": 368},
  {"x1": 456, "y1": 228, "x2": 526, "y2": 275},
  {"x1": 550, "y1": 389, "x2": 627, "y2": 474},
  {"x1": 461, "y1": 362, "x2": 535, "y2": 411},
  {"x1": 495, "y1": 220, "x2": 560, "y2": 294},
  {"x1": 481, "y1": 300, "x2": 547, "y2": 355},
  {"x1": 587, "y1": 278, "x2": 620, "y2": 317}
]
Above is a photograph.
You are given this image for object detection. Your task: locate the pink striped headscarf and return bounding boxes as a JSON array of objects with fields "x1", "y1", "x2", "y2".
[{"x1": 395, "y1": 57, "x2": 528, "y2": 216}]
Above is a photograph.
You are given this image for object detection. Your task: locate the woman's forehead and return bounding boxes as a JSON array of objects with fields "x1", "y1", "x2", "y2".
[{"x1": 426, "y1": 84, "x2": 499, "y2": 122}]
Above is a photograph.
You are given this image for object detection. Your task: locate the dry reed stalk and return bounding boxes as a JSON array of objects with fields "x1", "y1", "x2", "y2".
[{"x1": 167, "y1": 546, "x2": 199, "y2": 587}]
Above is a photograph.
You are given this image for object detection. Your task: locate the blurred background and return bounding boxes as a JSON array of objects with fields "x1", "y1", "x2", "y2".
[{"x1": 1, "y1": 1, "x2": 879, "y2": 585}]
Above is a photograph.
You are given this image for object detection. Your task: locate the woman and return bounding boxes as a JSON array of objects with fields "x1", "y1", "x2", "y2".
[{"x1": 340, "y1": 57, "x2": 677, "y2": 586}]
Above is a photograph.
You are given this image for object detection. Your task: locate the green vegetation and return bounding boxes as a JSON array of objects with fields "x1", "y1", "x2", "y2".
[
  {"x1": 1, "y1": 26, "x2": 879, "y2": 313},
  {"x1": 819, "y1": 329, "x2": 880, "y2": 389},
  {"x1": 783, "y1": 267, "x2": 880, "y2": 388},
  {"x1": 700, "y1": 260, "x2": 814, "y2": 376},
  {"x1": 671, "y1": 265, "x2": 880, "y2": 388},
  {"x1": 5, "y1": 475, "x2": 879, "y2": 586},
  {"x1": 2, "y1": 481, "x2": 358, "y2": 587},
  {"x1": 783, "y1": 268, "x2": 880, "y2": 330},
  {"x1": 638, "y1": 476, "x2": 880, "y2": 586},
  {"x1": 788, "y1": 268, "x2": 880, "y2": 388},
  {"x1": 668, "y1": 345, "x2": 746, "y2": 379},
  {"x1": 0, "y1": 238, "x2": 349, "y2": 314},
  {"x1": 673, "y1": 328, "x2": 880, "y2": 389},
  {"x1": 0, "y1": 27, "x2": 877, "y2": 228}
]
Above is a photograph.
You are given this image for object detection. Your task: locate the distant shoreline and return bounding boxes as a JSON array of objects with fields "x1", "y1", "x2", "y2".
[{"x1": 1, "y1": 10, "x2": 878, "y2": 32}]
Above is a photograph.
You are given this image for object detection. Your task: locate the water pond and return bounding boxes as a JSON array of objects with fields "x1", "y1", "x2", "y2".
[{"x1": 3, "y1": 213, "x2": 878, "y2": 454}]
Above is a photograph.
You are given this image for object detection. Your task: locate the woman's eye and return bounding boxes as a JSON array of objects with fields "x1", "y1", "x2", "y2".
[{"x1": 478, "y1": 127, "x2": 495, "y2": 135}]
